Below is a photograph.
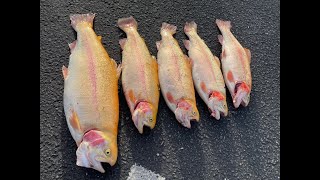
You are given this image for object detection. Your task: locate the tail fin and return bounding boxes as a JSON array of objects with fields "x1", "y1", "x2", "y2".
[
  {"x1": 184, "y1": 21, "x2": 197, "y2": 34},
  {"x1": 70, "y1": 13, "x2": 95, "y2": 31},
  {"x1": 160, "y1": 22, "x2": 177, "y2": 36},
  {"x1": 215, "y1": 19, "x2": 232, "y2": 31},
  {"x1": 117, "y1": 16, "x2": 138, "y2": 32}
]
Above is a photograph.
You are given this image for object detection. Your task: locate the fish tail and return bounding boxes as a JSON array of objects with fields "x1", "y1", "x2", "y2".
[
  {"x1": 70, "y1": 13, "x2": 95, "y2": 31},
  {"x1": 161, "y1": 22, "x2": 177, "y2": 36},
  {"x1": 184, "y1": 21, "x2": 197, "y2": 34},
  {"x1": 117, "y1": 16, "x2": 138, "y2": 32},
  {"x1": 215, "y1": 19, "x2": 232, "y2": 31}
]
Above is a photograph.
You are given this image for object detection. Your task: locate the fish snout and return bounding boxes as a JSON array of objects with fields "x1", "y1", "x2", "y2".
[
  {"x1": 233, "y1": 82, "x2": 250, "y2": 108},
  {"x1": 174, "y1": 100, "x2": 199, "y2": 128},
  {"x1": 132, "y1": 102, "x2": 156, "y2": 134}
]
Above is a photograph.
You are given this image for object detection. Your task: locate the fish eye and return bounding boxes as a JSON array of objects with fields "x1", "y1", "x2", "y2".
[
  {"x1": 149, "y1": 117, "x2": 153, "y2": 122},
  {"x1": 192, "y1": 111, "x2": 196, "y2": 115},
  {"x1": 105, "y1": 149, "x2": 111, "y2": 156}
]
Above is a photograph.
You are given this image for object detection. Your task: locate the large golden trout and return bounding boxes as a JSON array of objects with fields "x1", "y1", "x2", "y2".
[{"x1": 62, "y1": 13, "x2": 121, "y2": 173}]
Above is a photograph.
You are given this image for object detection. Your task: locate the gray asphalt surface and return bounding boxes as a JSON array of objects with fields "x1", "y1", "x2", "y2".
[{"x1": 40, "y1": 0, "x2": 280, "y2": 179}]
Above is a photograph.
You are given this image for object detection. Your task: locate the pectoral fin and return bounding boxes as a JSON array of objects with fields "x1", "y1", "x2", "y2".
[
  {"x1": 97, "y1": 36, "x2": 102, "y2": 42},
  {"x1": 111, "y1": 58, "x2": 122, "y2": 79},
  {"x1": 62, "y1": 65, "x2": 68, "y2": 80},
  {"x1": 244, "y1": 48, "x2": 251, "y2": 64},
  {"x1": 68, "y1": 109, "x2": 81, "y2": 132}
]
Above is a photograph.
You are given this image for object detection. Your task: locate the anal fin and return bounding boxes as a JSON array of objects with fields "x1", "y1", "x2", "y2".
[
  {"x1": 111, "y1": 58, "x2": 122, "y2": 79},
  {"x1": 62, "y1": 65, "x2": 68, "y2": 80},
  {"x1": 244, "y1": 48, "x2": 251, "y2": 64}
]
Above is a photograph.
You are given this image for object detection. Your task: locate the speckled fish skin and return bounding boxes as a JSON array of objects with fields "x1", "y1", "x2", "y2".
[
  {"x1": 117, "y1": 16, "x2": 160, "y2": 134},
  {"x1": 156, "y1": 22, "x2": 199, "y2": 128},
  {"x1": 184, "y1": 21, "x2": 228, "y2": 120},
  {"x1": 62, "y1": 13, "x2": 120, "y2": 173},
  {"x1": 216, "y1": 19, "x2": 252, "y2": 108}
]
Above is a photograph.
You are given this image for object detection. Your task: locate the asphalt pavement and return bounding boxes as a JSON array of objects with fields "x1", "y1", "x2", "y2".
[{"x1": 40, "y1": 0, "x2": 280, "y2": 179}]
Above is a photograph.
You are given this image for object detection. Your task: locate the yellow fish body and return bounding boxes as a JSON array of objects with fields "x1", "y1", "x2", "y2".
[{"x1": 62, "y1": 13, "x2": 120, "y2": 173}]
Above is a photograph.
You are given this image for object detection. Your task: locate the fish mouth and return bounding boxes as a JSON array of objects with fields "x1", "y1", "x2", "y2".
[
  {"x1": 76, "y1": 142, "x2": 106, "y2": 173},
  {"x1": 209, "y1": 108, "x2": 220, "y2": 120},
  {"x1": 76, "y1": 160, "x2": 105, "y2": 173},
  {"x1": 132, "y1": 101, "x2": 155, "y2": 134},
  {"x1": 233, "y1": 82, "x2": 250, "y2": 108},
  {"x1": 211, "y1": 110, "x2": 220, "y2": 120},
  {"x1": 180, "y1": 118, "x2": 192, "y2": 128},
  {"x1": 105, "y1": 158, "x2": 116, "y2": 167},
  {"x1": 220, "y1": 111, "x2": 226, "y2": 117},
  {"x1": 208, "y1": 91, "x2": 228, "y2": 120},
  {"x1": 174, "y1": 100, "x2": 199, "y2": 128},
  {"x1": 208, "y1": 102, "x2": 227, "y2": 120},
  {"x1": 209, "y1": 104, "x2": 228, "y2": 120},
  {"x1": 76, "y1": 149, "x2": 116, "y2": 173},
  {"x1": 241, "y1": 95, "x2": 250, "y2": 107},
  {"x1": 177, "y1": 116, "x2": 199, "y2": 129},
  {"x1": 143, "y1": 126, "x2": 152, "y2": 134},
  {"x1": 135, "y1": 119, "x2": 153, "y2": 134},
  {"x1": 91, "y1": 161, "x2": 105, "y2": 173}
]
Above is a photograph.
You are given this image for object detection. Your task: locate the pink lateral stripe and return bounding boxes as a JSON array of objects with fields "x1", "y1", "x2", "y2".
[
  {"x1": 133, "y1": 37, "x2": 147, "y2": 96},
  {"x1": 84, "y1": 33, "x2": 98, "y2": 106}
]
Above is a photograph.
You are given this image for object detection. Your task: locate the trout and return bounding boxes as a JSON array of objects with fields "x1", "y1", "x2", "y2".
[
  {"x1": 156, "y1": 22, "x2": 199, "y2": 128},
  {"x1": 117, "y1": 16, "x2": 160, "y2": 134},
  {"x1": 62, "y1": 13, "x2": 121, "y2": 173},
  {"x1": 216, "y1": 19, "x2": 252, "y2": 108},
  {"x1": 184, "y1": 21, "x2": 228, "y2": 120}
]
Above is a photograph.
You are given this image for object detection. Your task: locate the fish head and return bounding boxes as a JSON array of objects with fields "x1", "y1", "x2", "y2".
[
  {"x1": 132, "y1": 102, "x2": 157, "y2": 134},
  {"x1": 174, "y1": 99, "x2": 199, "y2": 128},
  {"x1": 76, "y1": 130, "x2": 118, "y2": 173},
  {"x1": 208, "y1": 91, "x2": 228, "y2": 120},
  {"x1": 233, "y1": 82, "x2": 251, "y2": 108}
]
